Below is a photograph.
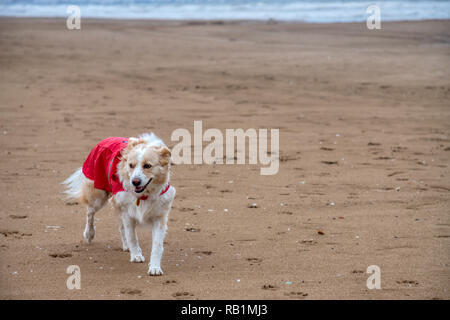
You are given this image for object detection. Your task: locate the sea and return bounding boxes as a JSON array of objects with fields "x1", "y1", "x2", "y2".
[{"x1": 0, "y1": 0, "x2": 449, "y2": 22}]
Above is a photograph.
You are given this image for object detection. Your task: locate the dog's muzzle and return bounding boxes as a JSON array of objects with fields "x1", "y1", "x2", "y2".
[{"x1": 134, "y1": 178, "x2": 152, "y2": 193}]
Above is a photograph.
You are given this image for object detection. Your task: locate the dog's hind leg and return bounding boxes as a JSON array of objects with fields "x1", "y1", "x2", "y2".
[
  {"x1": 112, "y1": 202, "x2": 129, "y2": 252},
  {"x1": 80, "y1": 181, "x2": 108, "y2": 244},
  {"x1": 83, "y1": 206, "x2": 97, "y2": 244}
]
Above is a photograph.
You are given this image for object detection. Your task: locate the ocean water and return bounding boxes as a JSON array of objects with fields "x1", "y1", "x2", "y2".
[{"x1": 0, "y1": 0, "x2": 449, "y2": 22}]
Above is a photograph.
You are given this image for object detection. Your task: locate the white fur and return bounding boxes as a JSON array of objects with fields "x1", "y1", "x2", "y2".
[
  {"x1": 113, "y1": 185, "x2": 175, "y2": 274},
  {"x1": 138, "y1": 132, "x2": 166, "y2": 147},
  {"x1": 61, "y1": 167, "x2": 85, "y2": 200}
]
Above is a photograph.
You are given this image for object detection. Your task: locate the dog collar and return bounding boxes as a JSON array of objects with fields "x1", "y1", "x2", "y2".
[
  {"x1": 136, "y1": 183, "x2": 170, "y2": 206},
  {"x1": 159, "y1": 183, "x2": 171, "y2": 196}
]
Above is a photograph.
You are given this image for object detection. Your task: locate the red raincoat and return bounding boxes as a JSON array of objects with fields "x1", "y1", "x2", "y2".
[{"x1": 82, "y1": 137, "x2": 129, "y2": 194}]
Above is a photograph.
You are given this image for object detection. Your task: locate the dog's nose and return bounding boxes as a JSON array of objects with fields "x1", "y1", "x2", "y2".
[{"x1": 132, "y1": 178, "x2": 141, "y2": 187}]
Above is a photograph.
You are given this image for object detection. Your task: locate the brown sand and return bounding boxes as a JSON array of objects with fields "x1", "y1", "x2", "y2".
[{"x1": 0, "y1": 18, "x2": 449, "y2": 300}]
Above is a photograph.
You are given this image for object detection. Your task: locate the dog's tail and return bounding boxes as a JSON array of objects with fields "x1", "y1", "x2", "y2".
[{"x1": 61, "y1": 167, "x2": 86, "y2": 201}]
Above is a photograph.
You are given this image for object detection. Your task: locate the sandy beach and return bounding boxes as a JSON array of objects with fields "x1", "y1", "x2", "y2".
[{"x1": 0, "y1": 18, "x2": 449, "y2": 299}]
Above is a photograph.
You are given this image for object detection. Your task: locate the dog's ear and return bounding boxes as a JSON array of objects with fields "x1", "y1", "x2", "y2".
[
  {"x1": 128, "y1": 137, "x2": 143, "y2": 148},
  {"x1": 121, "y1": 138, "x2": 144, "y2": 160},
  {"x1": 157, "y1": 146, "x2": 171, "y2": 167}
]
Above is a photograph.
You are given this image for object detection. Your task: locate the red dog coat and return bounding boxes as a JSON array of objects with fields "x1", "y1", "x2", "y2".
[{"x1": 82, "y1": 137, "x2": 129, "y2": 194}]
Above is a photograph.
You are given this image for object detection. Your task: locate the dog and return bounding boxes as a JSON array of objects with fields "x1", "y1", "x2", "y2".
[{"x1": 62, "y1": 133, "x2": 175, "y2": 276}]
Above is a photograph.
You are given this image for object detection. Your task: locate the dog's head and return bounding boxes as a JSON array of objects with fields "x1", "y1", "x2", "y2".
[{"x1": 118, "y1": 133, "x2": 171, "y2": 196}]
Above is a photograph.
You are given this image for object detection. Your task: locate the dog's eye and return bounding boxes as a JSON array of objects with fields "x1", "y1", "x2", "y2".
[
  {"x1": 143, "y1": 164, "x2": 152, "y2": 169},
  {"x1": 129, "y1": 163, "x2": 135, "y2": 169}
]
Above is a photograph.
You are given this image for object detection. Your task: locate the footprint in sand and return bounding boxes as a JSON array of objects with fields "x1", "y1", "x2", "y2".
[
  {"x1": 9, "y1": 215, "x2": 28, "y2": 219},
  {"x1": 285, "y1": 291, "x2": 308, "y2": 298},
  {"x1": 351, "y1": 270, "x2": 364, "y2": 274},
  {"x1": 172, "y1": 291, "x2": 193, "y2": 298},
  {"x1": 262, "y1": 284, "x2": 278, "y2": 290},
  {"x1": 246, "y1": 257, "x2": 263, "y2": 265},
  {"x1": 396, "y1": 280, "x2": 419, "y2": 286},
  {"x1": 120, "y1": 288, "x2": 142, "y2": 295},
  {"x1": 279, "y1": 154, "x2": 299, "y2": 162},
  {"x1": 49, "y1": 253, "x2": 73, "y2": 258},
  {"x1": 195, "y1": 251, "x2": 213, "y2": 256},
  {"x1": 0, "y1": 230, "x2": 32, "y2": 239},
  {"x1": 321, "y1": 160, "x2": 338, "y2": 165},
  {"x1": 299, "y1": 239, "x2": 317, "y2": 245},
  {"x1": 387, "y1": 171, "x2": 403, "y2": 177}
]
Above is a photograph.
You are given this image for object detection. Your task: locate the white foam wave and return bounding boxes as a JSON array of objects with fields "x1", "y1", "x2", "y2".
[{"x1": 0, "y1": 1, "x2": 449, "y2": 22}]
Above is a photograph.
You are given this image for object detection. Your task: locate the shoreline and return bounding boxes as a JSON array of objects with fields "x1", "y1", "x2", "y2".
[{"x1": 1, "y1": 16, "x2": 449, "y2": 23}]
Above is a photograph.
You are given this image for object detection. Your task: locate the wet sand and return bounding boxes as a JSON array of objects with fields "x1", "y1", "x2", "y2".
[{"x1": 0, "y1": 18, "x2": 449, "y2": 299}]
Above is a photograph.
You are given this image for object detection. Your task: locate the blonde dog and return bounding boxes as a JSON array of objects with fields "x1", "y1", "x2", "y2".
[{"x1": 62, "y1": 133, "x2": 175, "y2": 276}]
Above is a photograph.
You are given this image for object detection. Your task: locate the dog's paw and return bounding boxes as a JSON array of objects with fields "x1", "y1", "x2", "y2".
[
  {"x1": 130, "y1": 253, "x2": 145, "y2": 263},
  {"x1": 122, "y1": 245, "x2": 129, "y2": 252},
  {"x1": 148, "y1": 266, "x2": 163, "y2": 276},
  {"x1": 83, "y1": 226, "x2": 95, "y2": 244}
]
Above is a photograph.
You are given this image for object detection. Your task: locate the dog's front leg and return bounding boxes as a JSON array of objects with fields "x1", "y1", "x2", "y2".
[
  {"x1": 118, "y1": 218, "x2": 129, "y2": 252},
  {"x1": 121, "y1": 213, "x2": 145, "y2": 263},
  {"x1": 148, "y1": 215, "x2": 167, "y2": 276}
]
